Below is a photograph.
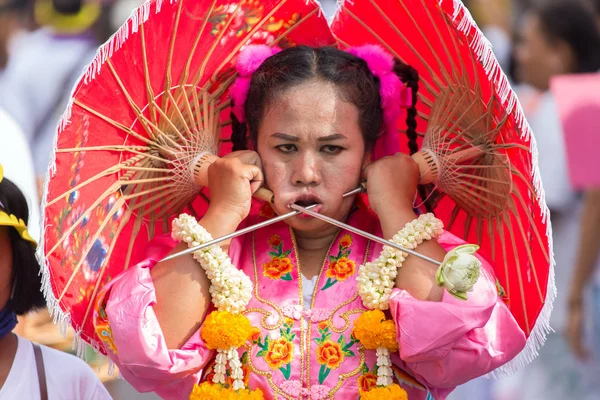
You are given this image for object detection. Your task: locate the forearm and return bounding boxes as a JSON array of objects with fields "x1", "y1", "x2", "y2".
[
  {"x1": 380, "y1": 207, "x2": 446, "y2": 302},
  {"x1": 151, "y1": 209, "x2": 241, "y2": 348},
  {"x1": 569, "y1": 189, "x2": 600, "y2": 303}
]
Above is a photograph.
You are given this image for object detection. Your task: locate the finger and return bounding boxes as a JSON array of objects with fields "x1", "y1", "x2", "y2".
[
  {"x1": 234, "y1": 150, "x2": 263, "y2": 169},
  {"x1": 242, "y1": 165, "x2": 264, "y2": 193}
]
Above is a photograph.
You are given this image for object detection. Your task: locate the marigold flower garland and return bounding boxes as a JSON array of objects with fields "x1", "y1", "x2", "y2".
[
  {"x1": 172, "y1": 214, "x2": 263, "y2": 399},
  {"x1": 354, "y1": 213, "x2": 444, "y2": 398}
]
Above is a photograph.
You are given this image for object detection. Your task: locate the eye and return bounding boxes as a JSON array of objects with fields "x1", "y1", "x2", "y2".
[
  {"x1": 275, "y1": 144, "x2": 297, "y2": 154},
  {"x1": 321, "y1": 145, "x2": 344, "y2": 155}
]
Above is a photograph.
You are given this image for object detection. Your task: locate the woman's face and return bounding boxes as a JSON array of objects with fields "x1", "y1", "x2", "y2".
[
  {"x1": 515, "y1": 13, "x2": 573, "y2": 91},
  {"x1": 256, "y1": 79, "x2": 368, "y2": 235},
  {"x1": 0, "y1": 227, "x2": 13, "y2": 310}
]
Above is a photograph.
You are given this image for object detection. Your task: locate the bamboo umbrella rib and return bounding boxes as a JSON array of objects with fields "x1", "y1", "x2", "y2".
[
  {"x1": 73, "y1": 100, "x2": 168, "y2": 151},
  {"x1": 504, "y1": 210, "x2": 531, "y2": 335},
  {"x1": 508, "y1": 202, "x2": 544, "y2": 302},
  {"x1": 105, "y1": 60, "x2": 162, "y2": 142},
  {"x1": 161, "y1": 0, "x2": 188, "y2": 111},
  {"x1": 397, "y1": 0, "x2": 454, "y2": 84},
  {"x1": 361, "y1": 2, "x2": 444, "y2": 89},
  {"x1": 139, "y1": 22, "x2": 158, "y2": 127}
]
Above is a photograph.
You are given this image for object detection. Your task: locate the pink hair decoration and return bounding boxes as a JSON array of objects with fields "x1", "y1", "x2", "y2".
[
  {"x1": 230, "y1": 45, "x2": 282, "y2": 123},
  {"x1": 348, "y1": 44, "x2": 413, "y2": 157}
]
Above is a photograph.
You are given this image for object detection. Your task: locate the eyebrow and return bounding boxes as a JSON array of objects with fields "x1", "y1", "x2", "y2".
[{"x1": 271, "y1": 133, "x2": 348, "y2": 142}]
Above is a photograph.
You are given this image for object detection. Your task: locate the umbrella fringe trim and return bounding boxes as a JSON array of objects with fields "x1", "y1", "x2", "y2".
[{"x1": 444, "y1": 0, "x2": 557, "y2": 377}]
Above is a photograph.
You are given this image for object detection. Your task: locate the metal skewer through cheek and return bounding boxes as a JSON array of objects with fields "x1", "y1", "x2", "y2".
[
  {"x1": 160, "y1": 186, "x2": 364, "y2": 262},
  {"x1": 289, "y1": 204, "x2": 441, "y2": 266}
]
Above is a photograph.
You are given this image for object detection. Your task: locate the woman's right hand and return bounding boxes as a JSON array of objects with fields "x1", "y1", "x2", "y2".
[{"x1": 205, "y1": 150, "x2": 264, "y2": 229}]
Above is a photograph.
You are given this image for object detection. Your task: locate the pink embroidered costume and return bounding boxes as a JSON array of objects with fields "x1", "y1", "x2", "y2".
[{"x1": 94, "y1": 207, "x2": 525, "y2": 400}]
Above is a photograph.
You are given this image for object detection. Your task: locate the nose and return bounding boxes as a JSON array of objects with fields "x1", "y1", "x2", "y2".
[{"x1": 291, "y1": 151, "x2": 322, "y2": 187}]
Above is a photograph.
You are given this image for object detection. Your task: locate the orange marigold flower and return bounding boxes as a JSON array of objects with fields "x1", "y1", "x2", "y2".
[
  {"x1": 339, "y1": 234, "x2": 352, "y2": 249},
  {"x1": 352, "y1": 310, "x2": 398, "y2": 351},
  {"x1": 264, "y1": 337, "x2": 294, "y2": 370},
  {"x1": 268, "y1": 234, "x2": 282, "y2": 248},
  {"x1": 359, "y1": 384, "x2": 408, "y2": 400},
  {"x1": 316, "y1": 340, "x2": 345, "y2": 370},
  {"x1": 200, "y1": 311, "x2": 258, "y2": 349},
  {"x1": 358, "y1": 372, "x2": 378, "y2": 393},
  {"x1": 318, "y1": 321, "x2": 329, "y2": 331},
  {"x1": 325, "y1": 258, "x2": 356, "y2": 281},
  {"x1": 189, "y1": 382, "x2": 265, "y2": 400},
  {"x1": 263, "y1": 258, "x2": 293, "y2": 280}
]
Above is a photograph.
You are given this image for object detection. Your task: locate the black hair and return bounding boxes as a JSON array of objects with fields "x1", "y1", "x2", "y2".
[
  {"x1": 230, "y1": 46, "x2": 430, "y2": 208},
  {"x1": 0, "y1": 177, "x2": 45, "y2": 315},
  {"x1": 534, "y1": 0, "x2": 600, "y2": 73}
]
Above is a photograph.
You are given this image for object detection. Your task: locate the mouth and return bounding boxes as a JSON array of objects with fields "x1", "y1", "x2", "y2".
[{"x1": 289, "y1": 195, "x2": 322, "y2": 218}]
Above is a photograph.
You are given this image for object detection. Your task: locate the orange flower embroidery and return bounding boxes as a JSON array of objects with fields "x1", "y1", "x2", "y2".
[
  {"x1": 325, "y1": 258, "x2": 356, "y2": 282},
  {"x1": 358, "y1": 372, "x2": 378, "y2": 393},
  {"x1": 263, "y1": 258, "x2": 293, "y2": 280},
  {"x1": 316, "y1": 340, "x2": 345, "y2": 370},
  {"x1": 321, "y1": 234, "x2": 355, "y2": 290},
  {"x1": 339, "y1": 234, "x2": 352, "y2": 249},
  {"x1": 264, "y1": 337, "x2": 294, "y2": 370},
  {"x1": 259, "y1": 203, "x2": 275, "y2": 218},
  {"x1": 268, "y1": 234, "x2": 282, "y2": 248},
  {"x1": 318, "y1": 321, "x2": 329, "y2": 332}
]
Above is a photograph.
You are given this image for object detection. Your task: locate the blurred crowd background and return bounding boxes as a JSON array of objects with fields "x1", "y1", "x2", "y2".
[{"x1": 1, "y1": 0, "x2": 599, "y2": 398}]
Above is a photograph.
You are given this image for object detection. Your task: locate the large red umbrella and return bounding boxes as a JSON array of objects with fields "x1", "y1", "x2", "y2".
[
  {"x1": 41, "y1": 0, "x2": 553, "y2": 367},
  {"x1": 332, "y1": 0, "x2": 553, "y2": 368}
]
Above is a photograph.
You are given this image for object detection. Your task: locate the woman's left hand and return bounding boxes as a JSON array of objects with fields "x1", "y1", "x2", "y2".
[{"x1": 363, "y1": 153, "x2": 420, "y2": 218}]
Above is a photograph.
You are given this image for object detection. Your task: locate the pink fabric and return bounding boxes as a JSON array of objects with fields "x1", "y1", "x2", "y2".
[
  {"x1": 230, "y1": 45, "x2": 281, "y2": 122},
  {"x1": 96, "y1": 210, "x2": 525, "y2": 400},
  {"x1": 389, "y1": 231, "x2": 526, "y2": 399}
]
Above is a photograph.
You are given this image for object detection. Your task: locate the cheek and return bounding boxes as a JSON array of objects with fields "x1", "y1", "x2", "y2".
[{"x1": 262, "y1": 158, "x2": 288, "y2": 190}]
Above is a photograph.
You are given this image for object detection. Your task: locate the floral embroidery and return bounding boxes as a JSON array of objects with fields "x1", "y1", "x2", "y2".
[
  {"x1": 262, "y1": 234, "x2": 293, "y2": 280},
  {"x1": 358, "y1": 363, "x2": 378, "y2": 393},
  {"x1": 314, "y1": 325, "x2": 357, "y2": 384},
  {"x1": 255, "y1": 319, "x2": 295, "y2": 378},
  {"x1": 93, "y1": 291, "x2": 117, "y2": 354},
  {"x1": 259, "y1": 202, "x2": 275, "y2": 219},
  {"x1": 322, "y1": 234, "x2": 356, "y2": 290}
]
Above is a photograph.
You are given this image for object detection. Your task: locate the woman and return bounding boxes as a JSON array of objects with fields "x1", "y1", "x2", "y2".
[
  {"x1": 494, "y1": 1, "x2": 600, "y2": 399},
  {"x1": 94, "y1": 45, "x2": 526, "y2": 400},
  {"x1": 0, "y1": 168, "x2": 111, "y2": 399}
]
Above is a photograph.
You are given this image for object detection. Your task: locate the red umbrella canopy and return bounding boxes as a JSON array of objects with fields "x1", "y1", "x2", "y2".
[
  {"x1": 41, "y1": 0, "x2": 336, "y2": 351},
  {"x1": 332, "y1": 0, "x2": 553, "y2": 361},
  {"x1": 41, "y1": 0, "x2": 554, "y2": 366}
]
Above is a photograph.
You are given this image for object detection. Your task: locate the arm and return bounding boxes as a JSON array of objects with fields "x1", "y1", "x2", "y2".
[
  {"x1": 566, "y1": 189, "x2": 600, "y2": 359},
  {"x1": 365, "y1": 154, "x2": 446, "y2": 302},
  {"x1": 389, "y1": 233, "x2": 526, "y2": 391},
  {"x1": 150, "y1": 150, "x2": 264, "y2": 349}
]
